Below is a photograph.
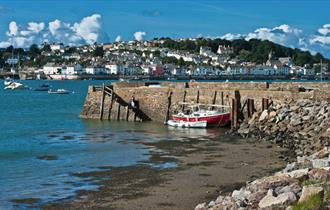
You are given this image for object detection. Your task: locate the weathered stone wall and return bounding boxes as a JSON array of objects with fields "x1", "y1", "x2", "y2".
[{"x1": 80, "y1": 82, "x2": 330, "y2": 122}]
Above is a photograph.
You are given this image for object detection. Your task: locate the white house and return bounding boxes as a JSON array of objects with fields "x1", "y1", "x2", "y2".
[
  {"x1": 105, "y1": 64, "x2": 125, "y2": 75},
  {"x1": 50, "y1": 44, "x2": 65, "y2": 53},
  {"x1": 63, "y1": 64, "x2": 83, "y2": 75},
  {"x1": 303, "y1": 68, "x2": 315, "y2": 76},
  {"x1": 85, "y1": 66, "x2": 107, "y2": 75},
  {"x1": 43, "y1": 63, "x2": 62, "y2": 75}
]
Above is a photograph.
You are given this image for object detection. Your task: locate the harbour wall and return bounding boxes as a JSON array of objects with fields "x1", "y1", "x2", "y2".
[{"x1": 80, "y1": 82, "x2": 330, "y2": 122}]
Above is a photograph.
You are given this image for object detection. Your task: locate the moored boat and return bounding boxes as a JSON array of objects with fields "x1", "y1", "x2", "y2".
[
  {"x1": 48, "y1": 89, "x2": 71, "y2": 94},
  {"x1": 4, "y1": 82, "x2": 28, "y2": 90},
  {"x1": 4, "y1": 77, "x2": 14, "y2": 86},
  {"x1": 172, "y1": 103, "x2": 231, "y2": 127},
  {"x1": 34, "y1": 83, "x2": 50, "y2": 91},
  {"x1": 167, "y1": 120, "x2": 207, "y2": 128}
]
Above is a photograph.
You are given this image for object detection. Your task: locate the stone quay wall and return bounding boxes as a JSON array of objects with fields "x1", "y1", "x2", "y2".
[{"x1": 80, "y1": 82, "x2": 330, "y2": 122}]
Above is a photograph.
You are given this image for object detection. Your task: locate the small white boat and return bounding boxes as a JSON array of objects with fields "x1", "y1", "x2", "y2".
[
  {"x1": 48, "y1": 89, "x2": 71, "y2": 94},
  {"x1": 167, "y1": 120, "x2": 207, "y2": 128},
  {"x1": 4, "y1": 77, "x2": 14, "y2": 86},
  {"x1": 4, "y1": 82, "x2": 28, "y2": 90}
]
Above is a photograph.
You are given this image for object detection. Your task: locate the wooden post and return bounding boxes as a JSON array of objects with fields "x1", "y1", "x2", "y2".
[
  {"x1": 126, "y1": 105, "x2": 130, "y2": 121},
  {"x1": 262, "y1": 98, "x2": 269, "y2": 111},
  {"x1": 221, "y1": 91, "x2": 224, "y2": 112},
  {"x1": 196, "y1": 90, "x2": 200, "y2": 104},
  {"x1": 182, "y1": 90, "x2": 187, "y2": 112},
  {"x1": 234, "y1": 90, "x2": 243, "y2": 121},
  {"x1": 231, "y1": 98, "x2": 238, "y2": 129},
  {"x1": 117, "y1": 102, "x2": 121, "y2": 121},
  {"x1": 247, "y1": 99, "x2": 255, "y2": 118},
  {"x1": 212, "y1": 91, "x2": 217, "y2": 110},
  {"x1": 107, "y1": 93, "x2": 114, "y2": 120},
  {"x1": 99, "y1": 83, "x2": 105, "y2": 120},
  {"x1": 165, "y1": 91, "x2": 172, "y2": 123}
]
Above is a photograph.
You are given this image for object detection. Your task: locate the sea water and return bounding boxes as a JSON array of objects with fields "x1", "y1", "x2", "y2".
[{"x1": 0, "y1": 80, "x2": 223, "y2": 209}]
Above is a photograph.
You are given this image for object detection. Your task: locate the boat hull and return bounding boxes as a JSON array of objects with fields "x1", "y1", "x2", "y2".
[
  {"x1": 167, "y1": 120, "x2": 207, "y2": 128},
  {"x1": 172, "y1": 113, "x2": 230, "y2": 127}
]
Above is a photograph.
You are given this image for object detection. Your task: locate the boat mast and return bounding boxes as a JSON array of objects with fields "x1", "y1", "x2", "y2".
[{"x1": 320, "y1": 59, "x2": 323, "y2": 81}]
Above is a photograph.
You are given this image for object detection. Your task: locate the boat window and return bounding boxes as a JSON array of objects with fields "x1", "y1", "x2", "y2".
[{"x1": 193, "y1": 114, "x2": 200, "y2": 117}]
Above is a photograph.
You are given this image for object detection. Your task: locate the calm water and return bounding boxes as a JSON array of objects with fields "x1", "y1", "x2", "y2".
[{"x1": 0, "y1": 80, "x2": 226, "y2": 209}]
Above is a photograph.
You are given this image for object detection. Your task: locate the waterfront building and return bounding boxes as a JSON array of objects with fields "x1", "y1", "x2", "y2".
[
  {"x1": 105, "y1": 63, "x2": 125, "y2": 75},
  {"x1": 151, "y1": 64, "x2": 164, "y2": 76},
  {"x1": 85, "y1": 66, "x2": 107, "y2": 75},
  {"x1": 63, "y1": 64, "x2": 84, "y2": 75},
  {"x1": 42, "y1": 62, "x2": 62, "y2": 75}
]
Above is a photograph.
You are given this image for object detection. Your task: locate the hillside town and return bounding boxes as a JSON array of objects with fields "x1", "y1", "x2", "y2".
[{"x1": 0, "y1": 38, "x2": 329, "y2": 80}]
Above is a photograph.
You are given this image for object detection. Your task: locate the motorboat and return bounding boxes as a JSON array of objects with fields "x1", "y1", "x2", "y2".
[
  {"x1": 4, "y1": 77, "x2": 14, "y2": 86},
  {"x1": 34, "y1": 83, "x2": 50, "y2": 91},
  {"x1": 167, "y1": 120, "x2": 207, "y2": 128},
  {"x1": 4, "y1": 82, "x2": 28, "y2": 90},
  {"x1": 48, "y1": 89, "x2": 71, "y2": 94},
  {"x1": 172, "y1": 103, "x2": 231, "y2": 127}
]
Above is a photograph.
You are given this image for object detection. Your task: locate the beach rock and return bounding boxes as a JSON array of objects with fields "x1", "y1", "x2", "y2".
[
  {"x1": 258, "y1": 190, "x2": 296, "y2": 210},
  {"x1": 248, "y1": 175, "x2": 298, "y2": 193},
  {"x1": 286, "y1": 168, "x2": 309, "y2": 180},
  {"x1": 269, "y1": 111, "x2": 277, "y2": 118},
  {"x1": 298, "y1": 186, "x2": 324, "y2": 203},
  {"x1": 259, "y1": 110, "x2": 269, "y2": 122},
  {"x1": 195, "y1": 202, "x2": 207, "y2": 210},
  {"x1": 282, "y1": 162, "x2": 297, "y2": 173},
  {"x1": 311, "y1": 158, "x2": 330, "y2": 168},
  {"x1": 312, "y1": 147, "x2": 330, "y2": 159},
  {"x1": 308, "y1": 168, "x2": 330, "y2": 181},
  {"x1": 275, "y1": 183, "x2": 301, "y2": 196},
  {"x1": 232, "y1": 188, "x2": 251, "y2": 201}
]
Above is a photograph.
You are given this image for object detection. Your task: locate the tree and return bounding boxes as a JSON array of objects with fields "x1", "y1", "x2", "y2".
[
  {"x1": 93, "y1": 46, "x2": 104, "y2": 57},
  {"x1": 29, "y1": 44, "x2": 40, "y2": 58},
  {"x1": 42, "y1": 43, "x2": 51, "y2": 52}
]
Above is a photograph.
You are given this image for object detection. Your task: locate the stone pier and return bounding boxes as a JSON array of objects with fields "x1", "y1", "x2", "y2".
[{"x1": 80, "y1": 81, "x2": 330, "y2": 122}]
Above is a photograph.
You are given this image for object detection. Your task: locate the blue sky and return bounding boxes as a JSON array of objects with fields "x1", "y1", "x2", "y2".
[{"x1": 0, "y1": 0, "x2": 329, "y2": 56}]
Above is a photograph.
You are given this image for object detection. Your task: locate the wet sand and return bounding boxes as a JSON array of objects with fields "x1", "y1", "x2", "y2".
[{"x1": 41, "y1": 135, "x2": 288, "y2": 210}]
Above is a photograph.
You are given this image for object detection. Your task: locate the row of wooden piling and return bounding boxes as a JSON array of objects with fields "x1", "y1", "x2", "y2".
[
  {"x1": 99, "y1": 84, "x2": 149, "y2": 121},
  {"x1": 231, "y1": 91, "x2": 272, "y2": 129}
]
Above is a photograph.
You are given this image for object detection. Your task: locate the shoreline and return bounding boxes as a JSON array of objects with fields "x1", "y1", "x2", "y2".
[{"x1": 36, "y1": 135, "x2": 287, "y2": 210}]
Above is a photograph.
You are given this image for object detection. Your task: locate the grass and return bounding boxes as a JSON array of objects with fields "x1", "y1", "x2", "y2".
[{"x1": 292, "y1": 194, "x2": 324, "y2": 210}]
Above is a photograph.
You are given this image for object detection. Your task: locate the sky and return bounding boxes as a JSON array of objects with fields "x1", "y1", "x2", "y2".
[{"x1": 0, "y1": 0, "x2": 329, "y2": 57}]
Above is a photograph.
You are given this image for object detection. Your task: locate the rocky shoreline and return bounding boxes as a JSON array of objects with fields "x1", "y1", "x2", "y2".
[
  {"x1": 196, "y1": 99, "x2": 330, "y2": 210},
  {"x1": 196, "y1": 148, "x2": 330, "y2": 210},
  {"x1": 237, "y1": 99, "x2": 330, "y2": 156}
]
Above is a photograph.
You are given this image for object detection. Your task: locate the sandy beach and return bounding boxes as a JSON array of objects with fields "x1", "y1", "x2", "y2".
[{"x1": 41, "y1": 136, "x2": 288, "y2": 210}]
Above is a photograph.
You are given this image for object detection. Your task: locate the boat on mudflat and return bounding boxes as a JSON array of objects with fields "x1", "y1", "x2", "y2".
[
  {"x1": 172, "y1": 103, "x2": 231, "y2": 127},
  {"x1": 48, "y1": 89, "x2": 71, "y2": 94},
  {"x1": 167, "y1": 120, "x2": 207, "y2": 128}
]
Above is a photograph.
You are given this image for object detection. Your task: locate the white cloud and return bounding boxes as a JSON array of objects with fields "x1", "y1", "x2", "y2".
[
  {"x1": 0, "y1": 14, "x2": 108, "y2": 48},
  {"x1": 220, "y1": 24, "x2": 330, "y2": 57},
  {"x1": 310, "y1": 35, "x2": 330, "y2": 45},
  {"x1": 7, "y1": 21, "x2": 18, "y2": 36},
  {"x1": 134, "y1": 31, "x2": 146, "y2": 41},
  {"x1": 49, "y1": 19, "x2": 61, "y2": 36},
  {"x1": 27, "y1": 22, "x2": 45, "y2": 34},
  {"x1": 318, "y1": 24, "x2": 330, "y2": 36},
  {"x1": 221, "y1": 33, "x2": 243, "y2": 40},
  {"x1": 115, "y1": 35, "x2": 122, "y2": 42},
  {"x1": 72, "y1": 14, "x2": 102, "y2": 44}
]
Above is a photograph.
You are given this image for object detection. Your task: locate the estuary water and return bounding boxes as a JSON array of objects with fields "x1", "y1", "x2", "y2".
[{"x1": 0, "y1": 80, "x2": 226, "y2": 209}]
